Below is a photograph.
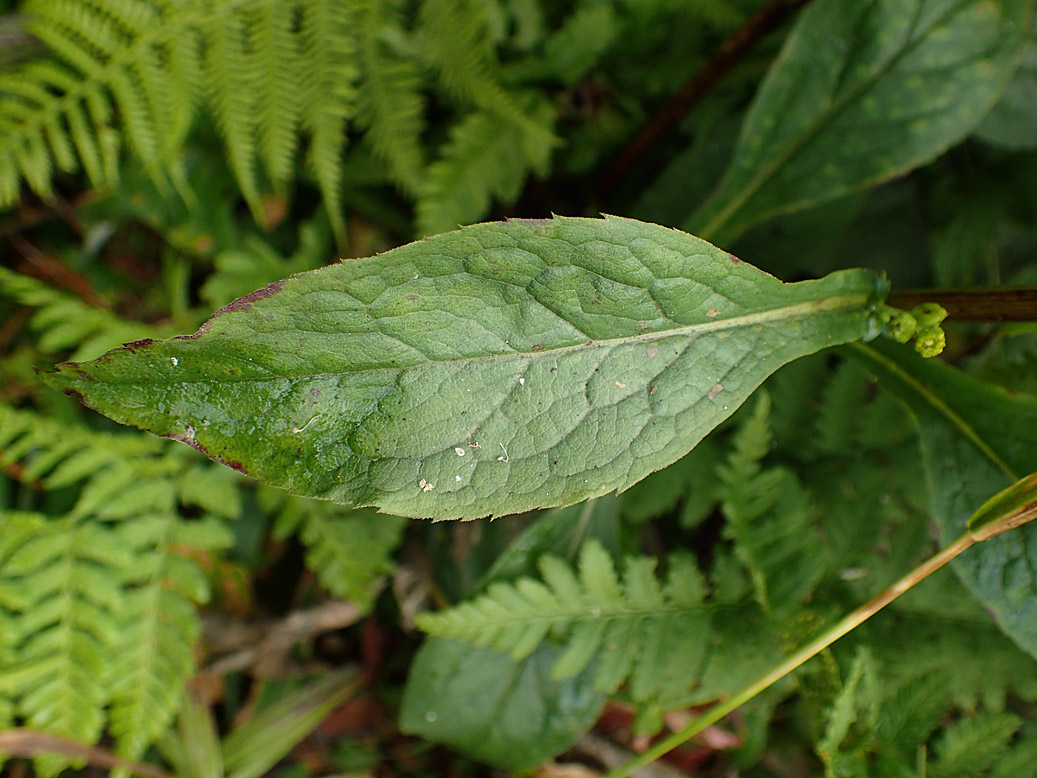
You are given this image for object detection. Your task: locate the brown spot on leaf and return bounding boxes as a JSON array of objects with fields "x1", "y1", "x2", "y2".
[
  {"x1": 531, "y1": 343, "x2": 544, "y2": 352},
  {"x1": 61, "y1": 388, "x2": 87, "y2": 403},
  {"x1": 708, "y1": 383, "x2": 723, "y2": 400},
  {"x1": 220, "y1": 458, "x2": 249, "y2": 474},
  {"x1": 177, "y1": 280, "x2": 286, "y2": 340}
]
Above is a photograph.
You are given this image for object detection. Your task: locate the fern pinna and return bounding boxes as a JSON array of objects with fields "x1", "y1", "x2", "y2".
[
  {"x1": 0, "y1": 403, "x2": 233, "y2": 774},
  {"x1": 0, "y1": 0, "x2": 559, "y2": 242},
  {"x1": 416, "y1": 540, "x2": 714, "y2": 706}
]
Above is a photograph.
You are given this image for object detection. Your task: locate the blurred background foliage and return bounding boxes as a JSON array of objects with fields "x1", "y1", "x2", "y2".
[{"x1": 2, "y1": 0, "x2": 1037, "y2": 776}]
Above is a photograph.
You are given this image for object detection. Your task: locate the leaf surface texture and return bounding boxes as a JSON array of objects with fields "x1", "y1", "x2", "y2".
[{"x1": 44, "y1": 216, "x2": 880, "y2": 519}]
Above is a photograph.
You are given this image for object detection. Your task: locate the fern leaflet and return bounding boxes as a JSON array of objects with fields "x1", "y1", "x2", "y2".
[
  {"x1": 0, "y1": 404, "x2": 232, "y2": 769},
  {"x1": 416, "y1": 539, "x2": 712, "y2": 702},
  {"x1": 0, "y1": 265, "x2": 170, "y2": 360},
  {"x1": 270, "y1": 492, "x2": 407, "y2": 613},
  {"x1": 718, "y1": 393, "x2": 825, "y2": 619},
  {"x1": 416, "y1": 100, "x2": 554, "y2": 235}
]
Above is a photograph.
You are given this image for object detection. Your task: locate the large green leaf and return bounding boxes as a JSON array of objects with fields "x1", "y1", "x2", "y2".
[
  {"x1": 687, "y1": 0, "x2": 1032, "y2": 245},
  {"x1": 399, "y1": 638, "x2": 605, "y2": 771},
  {"x1": 42, "y1": 216, "x2": 880, "y2": 520},
  {"x1": 849, "y1": 340, "x2": 1037, "y2": 657}
]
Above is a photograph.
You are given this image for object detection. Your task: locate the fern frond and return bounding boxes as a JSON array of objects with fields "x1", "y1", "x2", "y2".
[
  {"x1": 354, "y1": 0, "x2": 426, "y2": 194},
  {"x1": 270, "y1": 494, "x2": 406, "y2": 612},
  {"x1": 298, "y1": 0, "x2": 358, "y2": 245},
  {"x1": 418, "y1": 0, "x2": 554, "y2": 148},
  {"x1": 812, "y1": 361, "x2": 868, "y2": 456},
  {"x1": 202, "y1": 2, "x2": 261, "y2": 214},
  {"x1": 108, "y1": 513, "x2": 232, "y2": 762},
  {"x1": 416, "y1": 539, "x2": 711, "y2": 701},
  {"x1": 0, "y1": 512, "x2": 131, "y2": 776},
  {"x1": 5, "y1": 0, "x2": 358, "y2": 240},
  {"x1": 253, "y1": 0, "x2": 299, "y2": 193},
  {"x1": 416, "y1": 101, "x2": 553, "y2": 235},
  {"x1": 199, "y1": 226, "x2": 329, "y2": 309},
  {"x1": 539, "y1": 4, "x2": 619, "y2": 85},
  {"x1": 718, "y1": 393, "x2": 824, "y2": 619},
  {"x1": 930, "y1": 713, "x2": 1021, "y2": 778},
  {"x1": 0, "y1": 403, "x2": 232, "y2": 767},
  {"x1": 0, "y1": 266, "x2": 168, "y2": 360}
]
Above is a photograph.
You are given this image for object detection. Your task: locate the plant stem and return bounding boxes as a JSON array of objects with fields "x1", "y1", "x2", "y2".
[
  {"x1": 887, "y1": 287, "x2": 1037, "y2": 322},
  {"x1": 603, "y1": 532, "x2": 976, "y2": 778},
  {"x1": 596, "y1": 0, "x2": 814, "y2": 199}
]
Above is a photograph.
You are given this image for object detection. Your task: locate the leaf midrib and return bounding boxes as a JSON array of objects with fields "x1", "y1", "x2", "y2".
[{"x1": 85, "y1": 292, "x2": 870, "y2": 384}]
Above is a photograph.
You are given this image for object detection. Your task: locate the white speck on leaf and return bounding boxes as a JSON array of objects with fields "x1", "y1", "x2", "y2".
[
  {"x1": 455, "y1": 475, "x2": 462, "y2": 482},
  {"x1": 615, "y1": 381, "x2": 626, "y2": 389},
  {"x1": 170, "y1": 357, "x2": 178, "y2": 366},
  {"x1": 497, "y1": 442, "x2": 509, "y2": 462},
  {"x1": 292, "y1": 415, "x2": 319, "y2": 434},
  {"x1": 518, "y1": 377, "x2": 525, "y2": 386},
  {"x1": 454, "y1": 447, "x2": 465, "y2": 456},
  {"x1": 708, "y1": 383, "x2": 723, "y2": 400}
]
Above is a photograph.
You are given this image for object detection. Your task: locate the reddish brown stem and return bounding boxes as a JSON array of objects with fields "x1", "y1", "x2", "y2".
[
  {"x1": 597, "y1": 0, "x2": 814, "y2": 199},
  {"x1": 888, "y1": 288, "x2": 1037, "y2": 322}
]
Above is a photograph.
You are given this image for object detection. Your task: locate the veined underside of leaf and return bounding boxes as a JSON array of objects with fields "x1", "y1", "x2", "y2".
[{"x1": 43, "y1": 216, "x2": 881, "y2": 520}]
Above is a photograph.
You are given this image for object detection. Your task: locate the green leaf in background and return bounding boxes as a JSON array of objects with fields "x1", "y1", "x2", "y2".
[
  {"x1": 399, "y1": 498, "x2": 618, "y2": 769},
  {"x1": 687, "y1": 0, "x2": 1033, "y2": 245},
  {"x1": 399, "y1": 639, "x2": 605, "y2": 772},
  {"x1": 42, "y1": 216, "x2": 881, "y2": 520},
  {"x1": 975, "y1": 41, "x2": 1037, "y2": 150},
  {"x1": 849, "y1": 340, "x2": 1037, "y2": 657}
]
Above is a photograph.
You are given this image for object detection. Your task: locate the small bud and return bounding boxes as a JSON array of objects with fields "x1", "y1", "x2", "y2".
[
  {"x1": 910, "y1": 303, "x2": 948, "y2": 329},
  {"x1": 888, "y1": 311, "x2": 917, "y2": 343},
  {"x1": 914, "y1": 326, "x2": 946, "y2": 358}
]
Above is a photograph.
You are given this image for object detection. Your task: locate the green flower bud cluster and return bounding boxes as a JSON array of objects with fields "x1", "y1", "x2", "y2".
[{"x1": 880, "y1": 303, "x2": 948, "y2": 358}]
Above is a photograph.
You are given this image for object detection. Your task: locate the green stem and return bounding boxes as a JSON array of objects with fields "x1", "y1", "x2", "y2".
[{"x1": 603, "y1": 532, "x2": 976, "y2": 778}]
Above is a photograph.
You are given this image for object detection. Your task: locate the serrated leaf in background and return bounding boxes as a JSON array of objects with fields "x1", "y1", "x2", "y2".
[
  {"x1": 42, "y1": 216, "x2": 881, "y2": 519},
  {"x1": 687, "y1": 0, "x2": 1033, "y2": 245}
]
